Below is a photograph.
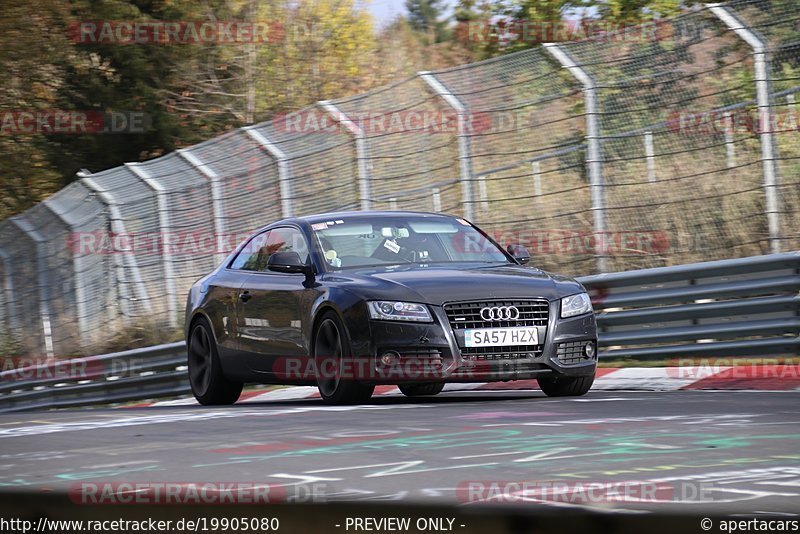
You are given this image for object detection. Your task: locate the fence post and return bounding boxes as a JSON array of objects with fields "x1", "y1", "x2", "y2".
[
  {"x1": 477, "y1": 175, "x2": 489, "y2": 215},
  {"x1": 318, "y1": 101, "x2": 372, "y2": 211},
  {"x1": 9, "y1": 216, "x2": 54, "y2": 359},
  {"x1": 241, "y1": 127, "x2": 294, "y2": 218},
  {"x1": 79, "y1": 173, "x2": 151, "y2": 323},
  {"x1": 531, "y1": 161, "x2": 542, "y2": 199},
  {"x1": 125, "y1": 163, "x2": 178, "y2": 328},
  {"x1": 0, "y1": 247, "x2": 18, "y2": 340},
  {"x1": 418, "y1": 71, "x2": 475, "y2": 221},
  {"x1": 177, "y1": 149, "x2": 229, "y2": 264},
  {"x1": 644, "y1": 131, "x2": 657, "y2": 183},
  {"x1": 723, "y1": 112, "x2": 736, "y2": 168},
  {"x1": 432, "y1": 188, "x2": 442, "y2": 212},
  {"x1": 543, "y1": 43, "x2": 607, "y2": 272},
  {"x1": 709, "y1": 4, "x2": 781, "y2": 254},
  {"x1": 41, "y1": 199, "x2": 91, "y2": 347}
]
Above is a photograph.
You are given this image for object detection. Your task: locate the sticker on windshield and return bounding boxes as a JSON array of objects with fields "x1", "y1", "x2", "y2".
[
  {"x1": 311, "y1": 222, "x2": 328, "y2": 230},
  {"x1": 456, "y1": 218, "x2": 470, "y2": 226},
  {"x1": 335, "y1": 220, "x2": 344, "y2": 224},
  {"x1": 383, "y1": 240, "x2": 401, "y2": 254}
]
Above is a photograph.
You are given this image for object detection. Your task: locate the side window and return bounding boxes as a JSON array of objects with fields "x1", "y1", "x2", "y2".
[
  {"x1": 266, "y1": 227, "x2": 310, "y2": 267},
  {"x1": 230, "y1": 231, "x2": 271, "y2": 271},
  {"x1": 229, "y1": 227, "x2": 309, "y2": 272}
]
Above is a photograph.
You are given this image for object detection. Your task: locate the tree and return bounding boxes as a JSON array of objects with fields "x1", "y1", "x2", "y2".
[
  {"x1": 406, "y1": 0, "x2": 448, "y2": 43},
  {"x1": 0, "y1": 0, "x2": 78, "y2": 219},
  {"x1": 167, "y1": 0, "x2": 378, "y2": 128}
]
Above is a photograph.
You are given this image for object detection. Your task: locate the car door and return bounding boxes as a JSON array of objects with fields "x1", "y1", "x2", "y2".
[
  {"x1": 202, "y1": 268, "x2": 249, "y2": 366},
  {"x1": 235, "y1": 226, "x2": 315, "y2": 378}
]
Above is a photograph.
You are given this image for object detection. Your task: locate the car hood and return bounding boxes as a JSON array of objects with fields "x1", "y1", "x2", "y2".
[{"x1": 325, "y1": 263, "x2": 585, "y2": 305}]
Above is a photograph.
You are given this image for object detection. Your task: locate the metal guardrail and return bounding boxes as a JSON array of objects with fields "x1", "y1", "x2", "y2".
[
  {"x1": 582, "y1": 252, "x2": 800, "y2": 360},
  {"x1": 1, "y1": 252, "x2": 798, "y2": 413},
  {"x1": 0, "y1": 342, "x2": 189, "y2": 413}
]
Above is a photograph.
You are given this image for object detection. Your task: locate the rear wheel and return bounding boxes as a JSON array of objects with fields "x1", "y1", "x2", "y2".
[
  {"x1": 398, "y1": 383, "x2": 445, "y2": 397},
  {"x1": 537, "y1": 373, "x2": 594, "y2": 397},
  {"x1": 314, "y1": 312, "x2": 375, "y2": 404},
  {"x1": 188, "y1": 317, "x2": 243, "y2": 405}
]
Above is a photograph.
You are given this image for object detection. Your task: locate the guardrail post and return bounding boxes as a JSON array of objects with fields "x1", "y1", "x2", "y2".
[
  {"x1": 177, "y1": 149, "x2": 229, "y2": 263},
  {"x1": 419, "y1": 71, "x2": 475, "y2": 222},
  {"x1": 709, "y1": 4, "x2": 781, "y2": 254},
  {"x1": 42, "y1": 200, "x2": 91, "y2": 347},
  {"x1": 10, "y1": 216, "x2": 54, "y2": 359},
  {"x1": 0, "y1": 247, "x2": 18, "y2": 339},
  {"x1": 544, "y1": 44, "x2": 607, "y2": 273},
  {"x1": 318, "y1": 101, "x2": 372, "y2": 211},
  {"x1": 241, "y1": 127, "x2": 294, "y2": 218},
  {"x1": 80, "y1": 173, "x2": 152, "y2": 324}
]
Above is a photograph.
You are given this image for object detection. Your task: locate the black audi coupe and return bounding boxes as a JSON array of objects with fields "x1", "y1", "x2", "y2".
[{"x1": 185, "y1": 211, "x2": 597, "y2": 404}]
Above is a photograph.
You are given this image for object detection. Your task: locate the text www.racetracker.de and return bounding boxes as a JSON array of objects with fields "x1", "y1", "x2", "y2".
[{"x1": 1, "y1": 517, "x2": 280, "y2": 532}]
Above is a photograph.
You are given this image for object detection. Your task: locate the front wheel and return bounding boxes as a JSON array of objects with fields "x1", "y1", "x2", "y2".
[
  {"x1": 187, "y1": 317, "x2": 243, "y2": 405},
  {"x1": 537, "y1": 373, "x2": 594, "y2": 397},
  {"x1": 314, "y1": 312, "x2": 375, "y2": 404},
  {"x1": 398, "y1": 383, "x2": 445, "y2": 397}
]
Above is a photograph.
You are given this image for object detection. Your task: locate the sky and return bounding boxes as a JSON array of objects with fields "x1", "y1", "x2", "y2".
[
  {"x1": 363, "y1": 0, "x2": 457, "y2": 28},
  {"x1": 363, "y1": 0, "x2": 407, "y2": 26}
]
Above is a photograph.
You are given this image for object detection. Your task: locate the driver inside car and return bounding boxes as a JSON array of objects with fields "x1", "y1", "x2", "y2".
[{"x1": 318, "y1": 237, "x2": 342, "y2": 268}]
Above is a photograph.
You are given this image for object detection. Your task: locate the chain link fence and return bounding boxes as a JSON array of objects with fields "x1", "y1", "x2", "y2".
[{"x1": 1, "y1": 0, "x2": 798, "y2": 358}]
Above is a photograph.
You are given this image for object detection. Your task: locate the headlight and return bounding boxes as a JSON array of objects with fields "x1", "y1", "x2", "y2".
[
  {"x1": 367, "y1": 301, "x2": 432, "y2": 322},
  {"x1": 561, "y1": 292, "x2": 592, "y2": 318}
]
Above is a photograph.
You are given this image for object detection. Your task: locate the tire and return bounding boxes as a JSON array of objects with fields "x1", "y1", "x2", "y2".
[
  {"x1": 537, "y1": 373, "x2": 594, "y2": 397},
  {"x1": 398, "y1": 383, "x2": 445, "y2": 397},
  {"x1": 313, "y1": 311, "x2": 375, "y2": 404},
  {"x1": 187, "y1": 317, "x2": 243, "y2": 405}
]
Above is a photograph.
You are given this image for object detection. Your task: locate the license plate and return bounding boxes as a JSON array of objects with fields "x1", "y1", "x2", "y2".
[{"x1": 464, "y1": 327, "x2": 539, "y2": 347}]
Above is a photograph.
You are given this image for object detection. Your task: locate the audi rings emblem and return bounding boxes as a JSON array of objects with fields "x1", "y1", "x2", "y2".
[{"x1": 480, "y1": 306, "x2": 520, "y2": 321}]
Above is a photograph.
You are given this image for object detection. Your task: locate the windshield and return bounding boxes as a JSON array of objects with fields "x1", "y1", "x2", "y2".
[{"x1": 310, "y1": 215, "x2": 511, "y2": 270}]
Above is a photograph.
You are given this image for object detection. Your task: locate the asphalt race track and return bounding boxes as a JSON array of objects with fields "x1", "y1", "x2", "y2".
[{"x1": 1, "y1": 390, "x2": 799, "y2": 515}]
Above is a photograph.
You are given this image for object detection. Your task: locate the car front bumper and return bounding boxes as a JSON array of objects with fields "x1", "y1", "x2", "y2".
[{"x1": 360, "y1": 300, "x2": 597, "y2": 384}]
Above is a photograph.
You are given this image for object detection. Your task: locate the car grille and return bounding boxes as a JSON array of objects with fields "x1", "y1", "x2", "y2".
[
  {"x1": 556, "y1": 341, "x2": 594, "y2": 365},
  {"x1": 444, "y1": 299, "x2": 549, "y2": 330},
  {"x1": 462, "y1": 345, "x2": 544, "y2": 361},
  {"x1": 444, "y1": 300, "x2": 549, "y2": 361}
]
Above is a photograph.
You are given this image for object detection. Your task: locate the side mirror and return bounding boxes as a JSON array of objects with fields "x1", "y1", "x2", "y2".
[
  {"x1": 507, "y1": 244, "x2": 531, "y2": 264},
  {"x1": 267, "y1": 251, "x2": 313, "y2": 275}
]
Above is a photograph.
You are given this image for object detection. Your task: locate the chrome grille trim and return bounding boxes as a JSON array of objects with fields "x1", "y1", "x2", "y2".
[{"x1": 444, "y1": 299, "x2": 549, "y2": 330}]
